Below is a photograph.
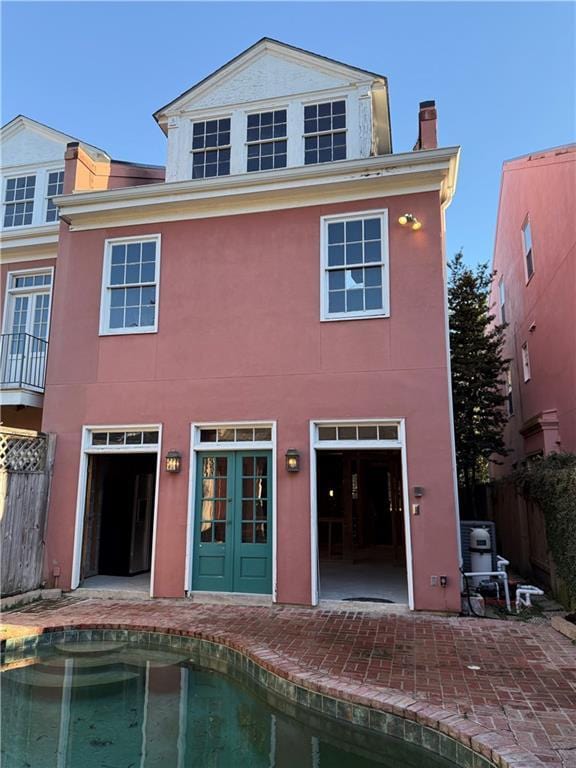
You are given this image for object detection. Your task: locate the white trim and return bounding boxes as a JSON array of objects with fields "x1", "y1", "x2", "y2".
[
  {"x1": 99, "y1": 234, "x2": 161, "y2": 336},
  {"x1": 320, "y1": 208, "x2": 389, "y2": 322},
  {"x1": 0, "y1": 390, "x2": 43, "y2": 407},
  {"x1": 71, "y1": 423, "x2": 163, "y2": 597},
  {"x1": 309, "y1": 418, "x2": 414, "y2": 609},
  {"x1": 1, "y1": 265, "x2": 54, "y2": 335},
  {"x1": 186, "y1": 420, "x2": 277, "y2": 600}
]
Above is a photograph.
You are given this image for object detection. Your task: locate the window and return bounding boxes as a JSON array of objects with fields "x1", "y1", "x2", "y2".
[
  {"x1": 317, "y1": 423, "x2": 398, "y2": 441},
  {"x1": 199, "y1": 426, "x2": 273, "y2": 444},
  {"x1": 91, "y1": 429, "x2": 159, "y2": 447},
  {"x1": 498, "y1": 277, "x2": 506, "y2": 323},
  {"x1": 45, "y1": 170, "x2": 64, "y2": 222},
  {"x1": 505, "y1": 368, "x2": 514, "y2": 415},
  {"x1": 521, "y1": 342, "x2": 531, "y2": 382},
  {"x1": 246, "y1": 110, "x2": 287, "y2": 172},
  {"x1": 192, "y1": 118, "x2": 231, "y2": 178},
  {"x1": 304, "y1": 100, "x2": 346, "y2": 164},
  {"x1": 522, "y1": 218, "x2": 534, "y2": 280},
  {"x1": 100, "y1": 236, "x2": 160, "y2": 335},
  {"x1": 3, "y1": 175, "x2": 36, "y2": 227},
  {"x1": 321, "y1": 211, "x2": 389, "y2": 320}
]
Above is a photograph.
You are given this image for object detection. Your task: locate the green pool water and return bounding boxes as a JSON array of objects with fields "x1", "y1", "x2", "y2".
[{"x1": 1, "y1": 641, "x2": 457, "y2": 768}]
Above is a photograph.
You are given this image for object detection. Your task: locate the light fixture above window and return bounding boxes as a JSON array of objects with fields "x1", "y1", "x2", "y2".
[{"x1": 398, "y1": 213, "x2": 422, "y2": 231}]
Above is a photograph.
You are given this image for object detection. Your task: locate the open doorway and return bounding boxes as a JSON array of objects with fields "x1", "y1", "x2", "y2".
[
  {"x1": 316, "y1": 450, "x2": 408, "y2": 604},
  {"x1": 80, "y1": 453, "x2": 156, "y2": 592}
]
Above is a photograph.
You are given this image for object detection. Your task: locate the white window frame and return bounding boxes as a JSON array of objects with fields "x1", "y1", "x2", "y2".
[
  {"x1": 244, "y1": 106, "x2": 289, "y2": 174},
  {"x1": 309, "y1": 418, "x2": 413, "y2": 609},
  {"x1": 2, "y1": 266, "x2": 54, "y2": 335},
  {"x1": 190, "y1": 115, "x2": 232, "y2": 180},
  {"x1": 320, "y1": 209, "x2": 390, "y2": 322},
  {"x1": 71, "y1": 424, "x2": 163, "y2": 596},
  {"x1": 498, "y1": 277, "x2": 506, "y2": 324},
  {"x1": 2, "y1": 173, "x2": 37, "y2": 228},
  {"x1": 44, "y1": 168, "x2": 65, "y2": 223},
  {"x1": 521, "y1": 342, "x2": 531, "y2": 382},
  {"x1": 99, "y1": 234, "x2": 161, "y2": 336},
  {"x1": 186, "y1": 421, "x2": 277, "y2": 601},
  {"x1": 302, "y1": 96, "x2": 348, "y2": 166},
  {"x1": 522, "y1": 217, "x2": 534, "y2": 282}
]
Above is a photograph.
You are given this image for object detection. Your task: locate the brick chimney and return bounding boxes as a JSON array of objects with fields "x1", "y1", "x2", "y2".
[{"x1": 413, "y1": 100, "x2": 438, "y2": 151}]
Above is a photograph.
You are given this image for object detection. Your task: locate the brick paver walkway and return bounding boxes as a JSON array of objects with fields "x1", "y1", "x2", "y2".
[{"x1": 2, "y1": 598, "x2": 575, "y2": 767}]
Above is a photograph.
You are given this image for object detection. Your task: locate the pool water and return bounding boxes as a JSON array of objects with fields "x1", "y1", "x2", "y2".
[{"x1": 1, "y1": 641, "x2": 456, "y2": 768}]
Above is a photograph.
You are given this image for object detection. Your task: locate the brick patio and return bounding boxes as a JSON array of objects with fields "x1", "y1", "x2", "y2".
[{"x1": 1, "y1": 598, "x2": 575, "y2": 767}]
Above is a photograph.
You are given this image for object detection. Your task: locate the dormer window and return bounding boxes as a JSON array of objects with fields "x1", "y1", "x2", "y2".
[
  {"x1": 304, "y1": 100, "x2": 346, "y2": 165},
  {"x1": 3, "y1": 175, "x2": 36, "y2": 227},
  {"x1": 46, "y1": 170, "x2": 64, "y2": 222},
  {"x1": 246, "y1": 110, "x2": 287, "y2": 172},
  {"x1": 192, "y1": 118, "x2": 231, "y2": 178}
]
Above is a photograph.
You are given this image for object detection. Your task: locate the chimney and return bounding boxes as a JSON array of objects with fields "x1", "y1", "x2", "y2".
[{"x1": 413, "y1": 100, "x2": 438, "y2": 151}]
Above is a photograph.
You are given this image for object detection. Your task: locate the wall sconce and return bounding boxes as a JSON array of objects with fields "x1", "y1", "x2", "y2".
[
  {"x1": 285, "y1": 449, "x2": 300, "y2": 473},
  {"x1": 165, "y1": 450, "x2": 182, "y2": 474},
  {"x1": 398, "y1": 213, "x2": 422, "y2": 231}
]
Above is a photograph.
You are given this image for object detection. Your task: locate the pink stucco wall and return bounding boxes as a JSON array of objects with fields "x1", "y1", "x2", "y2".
[
  {"x1": 490, "y1": 146, "x2": 576, "y2": 475},
  {"x1": 42, "y1": 191, "x2": 461, "y2": 611}
]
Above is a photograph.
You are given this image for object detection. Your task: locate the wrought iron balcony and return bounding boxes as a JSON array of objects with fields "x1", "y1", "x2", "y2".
[{"x1": 0, "y1": 333, "x2": 48, "y2": 393}]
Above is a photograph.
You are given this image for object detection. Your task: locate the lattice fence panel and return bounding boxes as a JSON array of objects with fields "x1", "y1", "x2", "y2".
[{"x1": 0, "y1": 430, "x2": 47, "y2": 472}]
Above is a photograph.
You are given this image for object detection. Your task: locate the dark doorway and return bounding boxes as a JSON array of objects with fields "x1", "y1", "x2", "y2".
[
  {"x1": 81, "y1": 453, "x2": 156, "y2": 580},
  {"x1": 316, "y1": 450, "x2": 408, "y2": 602}
]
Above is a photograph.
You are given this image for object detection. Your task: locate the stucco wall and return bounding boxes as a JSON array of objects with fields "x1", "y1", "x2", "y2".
[{"x1": 42, "y1": 191, "x2": 460, "y2": 611}]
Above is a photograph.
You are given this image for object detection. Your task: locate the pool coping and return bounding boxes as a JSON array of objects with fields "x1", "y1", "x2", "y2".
[{"x1": 1, "y1": 622, "x2": 543, "y2": 768}]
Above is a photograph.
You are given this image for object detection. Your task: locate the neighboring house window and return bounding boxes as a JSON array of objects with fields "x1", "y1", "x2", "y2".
[
  {"x1": 522, "y1": 218, "x2": 534, "y2": 280},
  {"x1": 3, "y1": 175, "x2": 36, "y2": 227},
  {"x1": 321, "y1": 211, "x2": 389, "y2": 320},
  {"x1": 100, "y1": 236, "x2": 160, "y2": 335},
  {"x1": 505, "y1": 367, "x2": 514, "y2": 416},
  {"x1": 45, "y1": 170, "x2": 64, "y2": 222},
  {"x1": 498, "y1": 277, "x2": 506, "y2": 323},
  {"x1": 304, "y1": 100, "x2": 346, "y2": 165},
  {"x1": 521, "y1": 342, "x2": 531, "y2": 382},
  {"x1": 192, "y1": 118, "x2": 231, "y2": 178},
  {"x1": 246, "y1": 110, "x2": 287, "y2": 172}
]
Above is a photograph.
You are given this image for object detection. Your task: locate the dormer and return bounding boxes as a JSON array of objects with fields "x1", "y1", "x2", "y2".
[
  {"x1": 154, "y1": 38, "x2": 392, "y2": 183},
  {"x1": 0, "y1": 116, "x2": 109, "y2": 232}
]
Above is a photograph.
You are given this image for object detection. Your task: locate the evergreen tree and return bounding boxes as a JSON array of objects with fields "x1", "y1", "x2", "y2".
[{"x1": 448, "y1": 251, "x2": 509, "y2": 512}]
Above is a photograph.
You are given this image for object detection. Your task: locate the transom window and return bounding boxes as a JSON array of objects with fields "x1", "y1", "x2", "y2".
[
  {"x1": 100, "y1": 237, "x2": 160, "y2": 335},
  {"x1": 192, "y1": 118, "x2": 231, "y2": 178},
  {"x1": 199, "y1": 426, "x2": 273, "y2": 444},
  {"x1": 46, "y1": 170, "x2": 64, "y2": 222},
  {"x1": 12, "y1": 273, "x2": 52, "y2": 288},
  {"x1": 522, "y1": 218, "x2": 534, "y2": 280},
  {"x1": 3, "y1": 175, "x2": 36, "y2": 227},
  {"x1": 317, "y1": 424, "x2": 399, "y2": 442},
  {"x1": 246, "y1": 110, "x2": 287, "y2": 172},
  {"x1": 304, "y1": 100, "x2": 346, "y2": 164},
  {"x1": 322, "y1": 212, "x2": 389, "y2": 320},
  {"x1": 91, "y1": 430, "x2": 159, "y2": 447}
]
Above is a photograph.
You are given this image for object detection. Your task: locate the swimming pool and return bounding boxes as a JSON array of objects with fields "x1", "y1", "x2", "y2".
[{"x1": 1, "y1": 630, "x2": 488, "y2": 768}]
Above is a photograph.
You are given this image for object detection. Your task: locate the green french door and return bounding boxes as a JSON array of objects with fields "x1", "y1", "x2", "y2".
[{"x1": 193, "y1": 451, "x2": 272, "y2": 594}]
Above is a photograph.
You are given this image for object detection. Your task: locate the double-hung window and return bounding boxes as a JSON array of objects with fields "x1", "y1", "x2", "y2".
[
  {"x1": 3, "y1": 175, "x2": 36, "y2": 227},
  {"x1": 521, "y1": 342, "x2": 531, "y2": 382},
  {"x1": 498, "y1": 277, "x2": 506, "y2": 323},
  {"x1": 45, "y1": 170, "x2": 64, "y2": 222},
  {"x1": 246, "y1": 110, "x2": 287, "y2": 172},
  {"x1": 100, "y1": 236, "x2": 160, "y2": 335},
  {"x1": 321, "y1": 211, "x2": 389, "y2": 320},
  {"x1": 192, "y1": 118, "x2": 231, "y2": 178},
  {"x1": 304, "y1": 100, "x2": 346, "y2": 165},
  {"x1": 522, "y1": 217, "x2": 534, "y2": 280}
]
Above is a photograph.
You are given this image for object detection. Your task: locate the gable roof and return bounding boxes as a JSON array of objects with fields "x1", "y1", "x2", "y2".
[
  {"x1": 0, "y1": 114, "x2": 110, "y2": 162},
  {"x1": 153, "y1": 37, "x2": 388, "y2": 130}
]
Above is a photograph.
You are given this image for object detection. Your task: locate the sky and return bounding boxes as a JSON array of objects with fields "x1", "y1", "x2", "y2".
[{"x1": 2, "y1": 1, "x2": 575, "y2": 267}]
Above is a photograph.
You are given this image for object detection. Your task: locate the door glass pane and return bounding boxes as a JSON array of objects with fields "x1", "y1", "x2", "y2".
[
  {"x1": 242, "y1": 523, "x2": 254, "y2": 543},
  {"x1": 255, "y1": 523, "x2": 267, "y2": 544},
  {"x1": 242, "y1": 456, "x2": 254, "y2": 475},
  {"x1": 242, "y1": 478, "x2": 254, "y2": 498},
  {"x1": 240, "y1": 453, "x2": 269, "y2": 544},
  {"x1": 200, "y1": 456, "x2": 228, "y2": 543}
]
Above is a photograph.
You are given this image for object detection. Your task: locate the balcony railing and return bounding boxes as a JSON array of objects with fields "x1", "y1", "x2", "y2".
[{"x1": 0, "y1": 333, "x2": 48, "y2": 393}]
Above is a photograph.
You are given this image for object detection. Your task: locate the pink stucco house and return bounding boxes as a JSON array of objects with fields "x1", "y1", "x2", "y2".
[
  {"x1": 490, "y1": 144, "x2": 576, "y2": 474},
  {"x1": 32, "y1": 39, "x2": 461, "y2": 610}
]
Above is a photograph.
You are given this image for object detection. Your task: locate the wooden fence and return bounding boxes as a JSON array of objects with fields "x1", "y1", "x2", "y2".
[{"x1": 0, "y1": 428, "x2": 56, "y2": 597}]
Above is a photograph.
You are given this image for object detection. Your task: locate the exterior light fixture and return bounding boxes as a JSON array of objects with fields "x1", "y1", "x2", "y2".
[
  {"x1": 285, "y1": 449, "x2": 300, "y2": 473},
  {"x1": 398, "y1": 213, "x2": 422, "y2": 231},
  {"x1": 165, "y1": 451, "x2": 182, "y2": 474}
]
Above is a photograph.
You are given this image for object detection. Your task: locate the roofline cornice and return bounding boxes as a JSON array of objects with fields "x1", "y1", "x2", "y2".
[{"x1": 54, "y1": 147, "x2": 460, "y2": 231}]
